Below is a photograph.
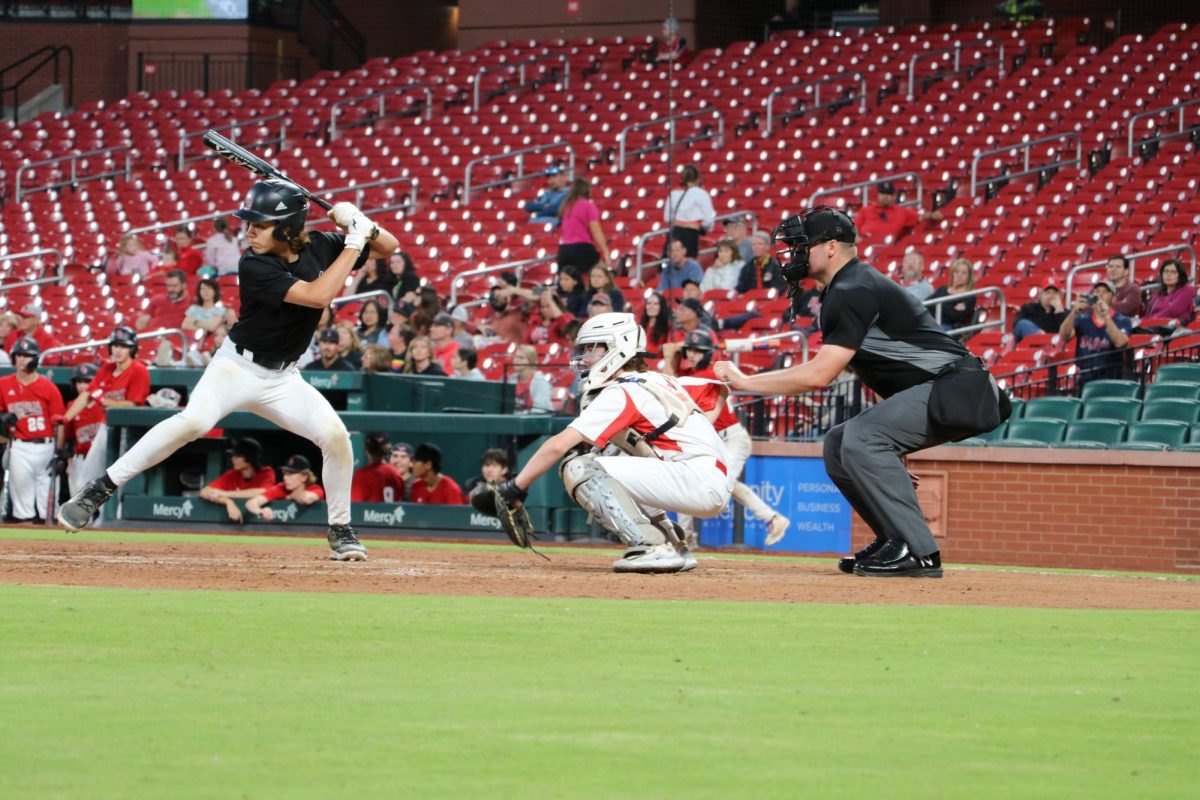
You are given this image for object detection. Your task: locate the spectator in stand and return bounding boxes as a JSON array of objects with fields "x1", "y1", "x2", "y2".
[
  {"x1": 415, "y1": 285, "x2": 443, "y2": 322},
  {"x1": 588, "y1": 292, "x2": 614, "y2": 317},
  {"x1": 1105, "y1": 255, "x2": 1143, "y2": 318},
  {"x1": 408, "y1": 442, "x2": 467, "y2": 505},
  {"x1": 451, "y1": 347, "x2": 485, "y2": 380},
  {"x1": 659, "y1": 238, "x2": 704, "y2": 293},
  {"x1": 671, "y1": 298, "x2": 714, "y2": 341},
  {"x1": 480, "y1": 280, "x2": 529, "y2": 344},
  {"x1": 351, "y1": 432, "x2": 407, "y2": 503},
  {"x1": 348, "y1": 256, "x2": 396, "y2": 297},
  {"x1": 899, "y1": 251, "x2": 934, "y2": 301},
  {"x1": 0, "y1": 313, "x2": 18, "y2": 363},
  {"x1": 388, "y1": 250, "x2": 421, "y2": 303},
  {"x1": 334, "y1": 321, "x2": 364, "y2": 369},
  {"x1": 136, "y1": 269, "x2": 189, "y2": 332},
  {"x1": 791, "y1": 279, "x2": 823, "y2": 328},
  {"x1": 356, "y1": 299, "x2": 389, "y2": 348},
  {"x1": 557, "y1": 177, "x2": 611, "y2": 273},
  {"x1": 1013, "y1": 283, "x2": 1067, "y2": 342},
  {"x1": 171, "y1": 226, "x2": 204, "y2": 276},
  {"x1": 198, "y1": 437, "x2": 275, "y2": 524},
  {"x1": 650, "y1": 16, "x2": 690, "y2": 64},
  {"x1": 1058, "y1": 281, "x2": 1132, "y2": 382},
  {"x1": 6, "y1": 303, "x2": 60, "y2": 355},
  {"x1": 182, "y1": 278, "x2": 226, "y2": 337},
  {"x1": 110, "y1": 235, "x2": 158, "y2": 279},
  {"x1": 544, "y1": 267, "x2": 584, "y2": 318},
  {"x1": 524, "y1": 166, "x2": 569, "y2": 225},
  {"x1": 510, "y1": 344, "x2": 553, "y2": 413},
  {"x1": 448, "y1": 305, "x2": 476, "y2": 349},
  {"x1": 204, "y1": 218, "x2": 241, "y2": 277},
  {"x1": 640, "y1": 291, "x2": 671, "y2": 352},
  {"x1": 464, "y1": 448, "x2": 511, "y2": 496},
  {"x1": 524, "y1": 291, "x2": 575, "y2": 346},
  {"x1": 403, "y1": 335, "x2": 447, "y2": 376},
  {"x1": 723, "y1": 216, "x2": 754, "y2": 264},
  {"x1": 305, "y1": 328, "x2": 357, "y2": 371},
  {"x1": 1143, "y1": 258, "x2": 1196, "y2": 327},
  {"x1": 245, "y1": 455, "x2": 325, "y2": 521},
  {"x1": 389, "y1": 299, "x2": 414, "y2": 335},
  {"x1": 855, "y1": 181, "x2": 942, "y2": 243},
  {"x1": 586, "y1": 264, "x2": 625, "y2": 311},
  {"x1": 62, "y1": 363, "x2": 104, "y2": 496},
  {"x1": 700, "y1": 239, "x2": 745, "y2": 293},
  {"x1": 389, "y1": 443, "x2": 414, "y2": 484},
  {"x1": 736, "y1": 231, "x2": 786, "y2": 293},
  {"x1": 662, "y1": 164, "x2": 715, "y2": 258},
  {"x1": 927, "y1": 257, "x2": 975, "y2": 331},
  {"x1": 428, "y1": 312, "x2": 461, "y2": 372},
  {"x1": 361, "y1": 344, "x2": 394, "y2": 373}
]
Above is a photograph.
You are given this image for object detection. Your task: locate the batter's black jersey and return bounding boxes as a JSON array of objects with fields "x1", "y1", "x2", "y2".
[
  {"x1": 228, "y1": 231, "x2": 368, "y2": 362},
  {"x1": 819, "y1": 258, "x2": 969, "y2": 398}
]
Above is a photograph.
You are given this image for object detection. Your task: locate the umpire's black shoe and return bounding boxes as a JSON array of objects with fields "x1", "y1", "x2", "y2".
[
  {"x1": 854, "y1": 540, "x2": 943, "y2": 578},
  {"x1": 837, "y1": 536, "x2": 887, "y2": 574}
]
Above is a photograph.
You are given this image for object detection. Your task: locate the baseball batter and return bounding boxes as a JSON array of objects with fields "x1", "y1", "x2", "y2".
[
  {"x1": 0, "y1": 338, "x2": 66, "y2": 521},
  {"x1": 58, "y1": 179, "x2": 398, "y2": 562}
]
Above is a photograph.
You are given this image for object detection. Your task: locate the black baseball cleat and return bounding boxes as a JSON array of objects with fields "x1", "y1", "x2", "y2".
[
  {"x1": 58, "y1": 477, "x2": 116, "y2": 532},
  {"x1": 327, "y1": 524, "x2": 368, "y2": 562},
  {"x1": 853, "y1": 540, "x2": 943, "y2": 578},
  {"x1": 837, "y1": 536, "x2": 887, "y2": 574}
]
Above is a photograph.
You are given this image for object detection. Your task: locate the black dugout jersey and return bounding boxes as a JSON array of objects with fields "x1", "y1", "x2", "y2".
[
  {"x1": 819, "y1": 258, "x2": 969, "y2": 398},
  {"x1": 229, "y1": 231, "x2": 368, "y2": 362}
]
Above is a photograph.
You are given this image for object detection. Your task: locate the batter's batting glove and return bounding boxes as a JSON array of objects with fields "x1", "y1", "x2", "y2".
[
  {"x1": 348, "y1": 213, "x2": 379, "y2": 241},
  {"x1": 327, "y1": 201, "x2": 361, "y2": 228}
]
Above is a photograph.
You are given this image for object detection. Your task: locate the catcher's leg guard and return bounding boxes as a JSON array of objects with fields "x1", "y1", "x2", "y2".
[{"x1": 559, "y1": 452, "x2": 665, "y2": 549}]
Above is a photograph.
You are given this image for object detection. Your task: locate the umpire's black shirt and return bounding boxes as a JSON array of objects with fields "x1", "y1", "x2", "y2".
[
  {"x1": 229, "y1": 231, "x2": 369, "y2": 363},
  {"x1": 819, "y1": 258, "x2": 969, "y2": 398}
]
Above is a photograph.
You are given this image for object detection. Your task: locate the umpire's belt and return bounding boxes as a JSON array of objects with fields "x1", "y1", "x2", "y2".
[{"x1": 234, "y1": 345, "x2": 295, "y2": 372}]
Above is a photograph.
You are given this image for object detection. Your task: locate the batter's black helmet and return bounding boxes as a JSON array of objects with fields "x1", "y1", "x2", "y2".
[
  {"x1": 234, "y1": 179, "x2": 309, "y2": 242},
  {"x1": 73, "y1": 362, "x2": 99, "y2": 383},
  {"x1": 109, "y1": 325, "x2": 139, "y2": 357},
  {"x1": 774, "y1": 206, "x2": 857, "y2": 294},
  {"x1": 682, "y1": 327, "x2": 717, "y2": 369},
  {"x1": 11, "y1": 336, "x2": 39, "y2": 369}
]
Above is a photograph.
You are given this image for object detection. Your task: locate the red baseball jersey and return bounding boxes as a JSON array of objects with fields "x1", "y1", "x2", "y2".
[
  {"x1": 0, "y1": 374, "x2": 66, "y2": 440},
  {"x1": 208, "y1": 466, "x2": 277, "y2": 492},
  {"x1": 260, "y1": 482, "x2": 326, "y2": 503},
  {"x1": 351, "y1": 463, "x2": 407, "y2": 503},
  {"x1": 89, "y1": 360, "x2": 151, "y2": 417},
  {"x1": 677, "y1": 367, "x2": 739, "y2": 432},
  {"x1": 65, "y1": 400, "x2": 106, "y2": 456},
  {"x1": 409, "y1": 474, "x2": 466, "y2": 505}
]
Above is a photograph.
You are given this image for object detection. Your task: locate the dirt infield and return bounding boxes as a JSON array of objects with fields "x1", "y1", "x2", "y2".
[{"x1": 1, "y1": 537, "x2": 1198, "y2": 609}]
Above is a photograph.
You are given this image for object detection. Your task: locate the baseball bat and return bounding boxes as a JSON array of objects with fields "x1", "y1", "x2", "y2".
[{"x1": 202, "y1": 131, "x2": 333, "y2": 211}]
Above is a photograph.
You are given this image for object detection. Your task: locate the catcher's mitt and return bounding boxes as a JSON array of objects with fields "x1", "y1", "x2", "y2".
[{"x1": 470, "y1": 480, "x2": 547, "y2": 560}]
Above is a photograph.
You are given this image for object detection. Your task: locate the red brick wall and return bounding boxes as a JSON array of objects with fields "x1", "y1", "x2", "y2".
[
  {"x1": 0, "y1": 22, "x2": 130, "y2": 105},
  {"x1": 756, "y1": 443, "x2": 1200, "y2": 573}
]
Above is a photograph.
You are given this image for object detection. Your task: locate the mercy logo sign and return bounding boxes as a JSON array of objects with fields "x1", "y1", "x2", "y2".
[
  {"x1": 470, "y1": 512, "x2": 502, "y2": 530},
  {"x1": 152, "y1": 499, "x2": 194, "y2": 519},
  {"x1": 361, "y1": 506, "x2": 407, "y2": 526},
  {"x1": 271, "y1": 503, "x2": 300, "y2": 523}
]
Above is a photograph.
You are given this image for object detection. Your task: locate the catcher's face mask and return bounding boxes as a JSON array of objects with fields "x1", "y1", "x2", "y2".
[{"x1": 570, "y1": 342, "x2": 607, "y2": 378}]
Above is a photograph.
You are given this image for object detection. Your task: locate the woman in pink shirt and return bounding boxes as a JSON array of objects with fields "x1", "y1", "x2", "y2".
[
  {"x1": 1143, "y1": 258, "x2": 1197, "y2": 327},
  {"x1": 557, "y1": 178, "x2": 611, "y2": 273}
]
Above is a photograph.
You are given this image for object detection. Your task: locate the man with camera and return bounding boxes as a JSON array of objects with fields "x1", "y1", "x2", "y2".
[{"x1": 1058, "y1": 281, "x2": 1132, "y2": 384}]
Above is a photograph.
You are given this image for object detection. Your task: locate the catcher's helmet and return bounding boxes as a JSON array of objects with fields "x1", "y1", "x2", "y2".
[
  {"x1": 109, "y1": 325, "x2": 139, "y2": 357},
  {"x1": 571, "y1": 312, "x2": 646, "y2": 397},
  {"x1": 11, "y1": 336, "x2": 39, "y2": 369},
  {"x1": 682, "y1": 328, "x2": 717, "y2": 369},
  {"x1": 234, "y1": 178, "x2": 309, "y2": 242},
  {"x1": 774, "y1": 206, "x2": 857, "y2": 294},
  {"x1": 72, "y1": 362, "x2": 99, "y2": 384}
]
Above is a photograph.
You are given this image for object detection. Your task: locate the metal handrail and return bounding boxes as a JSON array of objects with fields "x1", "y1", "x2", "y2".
[
  {"x1": 41, "y1": 327, "x2": 187, "y2": 362},
  {"x1": 923, "y1": 285, "x2": 1007, "y2": 336},
  {"x1": 908, "y1": 40, "x2": 1006, "y2": 98},
  {"x1": 178, "y1": 113, "x2": 289, "y2": 171},
  {"x1": 329, "y1": 83, "x2": 434, "y2": 139},
  {"x1": 969, "y1": 132, "x2": 1082, "y2": 197},
  {"x1": 463, "y1": 142, "x2": 573, "y2": 204},
  {"x1": 449, "y1": 254, "x2": 557, "y2": 306},
  {"x1": 473, "y1": 53, "x2": 570, "y2": 111},
  {"x1": 15, "y1": 144, "x2": 132, "y2": 202},
  {"x1": 617, "y1": 109, "x2": 724, "y2": 171},
  {"x1": 764, "y1": 72, "x2": 867, "y2": 134},
  {"x1": 1126, "y1": 97, "x2": 1200, "y2": 154},
  {"x1": 332, "y1": 290, "x2": 391, "y2": 309},
  {"x1": 724, "y1": 330, "x2": 811, "y2": 365},
  {"x1": 0, "y1": 44, "x2": 73, "y2": 126},
  {"x1": 1064, "y1": 244, "x2": 1197, "y2": 301},
  {"x1": 809, "y1": 172, "x2": 924, "y2": 211},
  {"x1": 633, "y1": 210, "x2": 760, "y2": 283},
  {"x1": 0, "y1": 247, "x2": 66, "y2": 293}
]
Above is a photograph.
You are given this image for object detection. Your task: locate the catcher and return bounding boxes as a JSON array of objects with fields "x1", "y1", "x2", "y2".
[{"x1": 473, "y1": 312, "x2": 732, "y2": 573}]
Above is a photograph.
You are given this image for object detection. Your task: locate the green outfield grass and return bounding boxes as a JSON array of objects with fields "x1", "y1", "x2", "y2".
[{"x1": 1, "y1": 582, "x2": 1197, "y2": 799}]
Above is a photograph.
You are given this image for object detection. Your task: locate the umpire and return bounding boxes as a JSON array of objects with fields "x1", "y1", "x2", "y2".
[{"x1": 713, "y1": 207, "x2": 1008, "y2": 578}]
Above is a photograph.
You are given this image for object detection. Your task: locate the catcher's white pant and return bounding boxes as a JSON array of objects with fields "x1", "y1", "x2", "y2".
[
  {"x1": 5, "y1": 439, "x2": 54, "y2": 520},
  {"x1": 106, "y1": 338, "x2": 354, "y2": 526},
  {"x1": 594, "y1": 454, "x2": 732, "y2": 518},
  {"x1": 678, "y1": 423, "x2": 774, "y2": 531}
]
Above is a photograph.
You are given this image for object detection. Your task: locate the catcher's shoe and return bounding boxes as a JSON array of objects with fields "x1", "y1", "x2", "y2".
[
  {"x1": 765, "y1": 514, "x2": 790, "y2": 547},
  {"x1": 837, "y1": 536, "x2": 887, "y2": 574},
  {"x1": 612, "y1": 543, "x2": 686, "y2": 574},
  {"x1": 58, "y1": 478, "x2": 115, "y2": 532},
  {"x1": 327, "y1": 524, "x2": 368, "y2": 562}
]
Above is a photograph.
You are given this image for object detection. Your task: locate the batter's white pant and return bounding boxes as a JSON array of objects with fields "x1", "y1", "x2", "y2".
[
  {"x1": 6, "y1": 439, "x2": 54, "y2": 520},
  {"x1": 677, "y1": 424, "x2": 774, "y2": 532},
  {"x1": 595, "y1": 454, "x2": 732, "y2": 518},
  {"x1": 106, "y1": 338, "x2": 354, "y2": 526}
]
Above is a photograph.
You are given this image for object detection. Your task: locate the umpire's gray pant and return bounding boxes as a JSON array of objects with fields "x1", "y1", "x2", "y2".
[{"x1": 823, "y1": 381, "x2": 942, "y2": 557}]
